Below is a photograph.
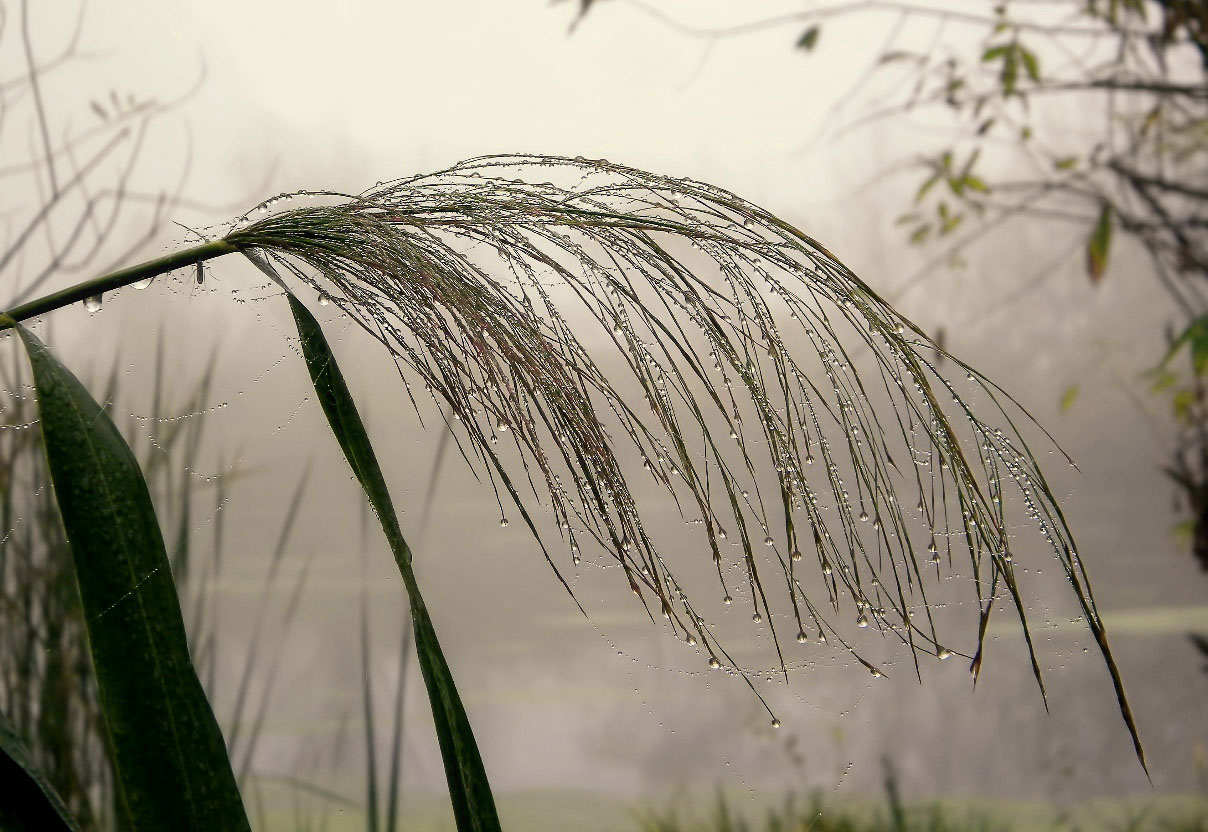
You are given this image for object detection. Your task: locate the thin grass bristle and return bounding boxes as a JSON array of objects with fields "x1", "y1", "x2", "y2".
[{"x1": 227, "y1": 153, "x2": 1142, "y2": 765}]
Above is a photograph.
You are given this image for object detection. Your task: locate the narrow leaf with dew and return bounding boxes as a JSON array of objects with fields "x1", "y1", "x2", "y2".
[
  {"x1": 280, "y1": 286, "x2": 502, "y2": 831},
  {"x1": 6, "y1": 322, "x2": 251, "y2": 831}
]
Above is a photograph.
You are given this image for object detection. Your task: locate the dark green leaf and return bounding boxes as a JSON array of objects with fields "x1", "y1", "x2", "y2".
[
  {"x1": 796, "y1": 25, "x2": 820, "y2": 51},
  {"x1": 1002, "y1": 48, "x2": 1019, "y2": 95},
  {"x1": 285, "y1": 293, "x2": 501, "y2": 832},
  {"x1": 1019, "y1": 46, "x2": 1040, "y2": 82},
  {"x1": 13, "y1": 326, "x2": 249, "y2": 832},
  {"x1": 0, "y1": 709, "x2": 82, "y2": 832},
  {"x1": 981, "y1": 44, "x2": 1010, "y2": 61},
  {"x1": 1086, "y1": 203, "x2": 1113, "y2": 284}
]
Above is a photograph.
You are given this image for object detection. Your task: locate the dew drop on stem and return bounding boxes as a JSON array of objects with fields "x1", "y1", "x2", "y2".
[{"x1": 83, "y1": 294, "x2": 103, "y2": 313}]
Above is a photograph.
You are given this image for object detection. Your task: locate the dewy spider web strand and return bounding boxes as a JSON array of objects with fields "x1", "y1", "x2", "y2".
[{"x1": 224, "y1": 153, "x2": 1144, "y2": 768}]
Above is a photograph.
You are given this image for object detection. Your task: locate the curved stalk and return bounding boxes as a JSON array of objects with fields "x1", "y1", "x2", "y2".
[{"x1": 0, "y1": 239, "x2": 239, "y2": 328}]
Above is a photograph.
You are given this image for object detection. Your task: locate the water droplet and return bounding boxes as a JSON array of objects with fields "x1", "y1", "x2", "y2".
[
  {"x1": 132, "y1": 278, "x2": 153, "y2": 290},
  {"x1": 686, "y1": 634, "x2": 697, "y2": 646},
  {"x1": 770, "y1": 717, "x2": 781, "y2": 729},
  {"x1": 83, "y1": 294, "x2": 103, "y2": 313},
  {"x1": 723, "y1": 595, "x2": 733, "y2": 606},
  {"x1": 499, "y1": 517, "x2": 509, "y2": 528},
  {"x1": 752, "y1": 613, "x2": 762, "y2": 623},
  {"x1": 790, "y1": 549, "x2": 802, "y2": 561},
  {"x1": 797, "y1": 631, "x2": 808, "y2": 643},
  {"x1": 318, "y1": 292, "x2": 331, "y2": 306},
  {"x1": 856, "y1": 613, "x2": 870, "y2": 628},
  {"x1": 763, "y1": 535, "x2": 774, "y2": 547},
  {"x1": 708, "y1": 657, "x2": 721, "y2": 669},
  {"x1": 937, "y1": 647, "x2": 952, "y2": 660},
  {"x1": 497, "y1": 419, "x2": 509, "y2": 432},
  {"x1": 822, "y1": 563, "x2": 833, "y2": 576},
  {"x1": 858, "y1": 511, "x2": 868, "y2": 522}
]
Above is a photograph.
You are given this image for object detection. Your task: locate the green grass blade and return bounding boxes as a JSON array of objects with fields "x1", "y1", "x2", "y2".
[
  {"x1": 0, "y1": 708, "x2": 82, "y2": 832},
  {"x1": 12, "y1": 325, "x2": 250, "y2": 832},
  {"x1": 285, "y1": 293, "x2": 502, "y2": 832}
]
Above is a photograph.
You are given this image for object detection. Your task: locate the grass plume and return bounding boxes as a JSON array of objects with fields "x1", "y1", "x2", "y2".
[{"x1": 7, "y1": 152, "x2": 1146, "y2": 767}]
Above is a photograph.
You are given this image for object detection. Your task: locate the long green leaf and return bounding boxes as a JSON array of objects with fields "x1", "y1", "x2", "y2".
[
  {"x1": 12, "y1": 325, "x2": 250, "y2": 832},
  {"x1": 285, "y1": 293, "x2": 502, "y2": 832},
  {"x1": 1086, "y1": 202, "x2": 1113, "y2": 284},
  {"x1": 0, "y1": 708, "x2": 82, "y2": 832}
]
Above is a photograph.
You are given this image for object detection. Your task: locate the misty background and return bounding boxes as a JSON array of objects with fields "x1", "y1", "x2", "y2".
[{"x1": 5, "y1": 1, "x2": 1206, "y2": 829}]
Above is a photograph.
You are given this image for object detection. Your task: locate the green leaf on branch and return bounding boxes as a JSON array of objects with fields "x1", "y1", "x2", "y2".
[
  {"x1": 1150, "y1": 368, "x2": 1178, "y2": 392},
  {"x1": 0, "y1": 709, "x2": 82, "y2": 832},
  {"x1": 283, "y1": 292, "x2": 502, "y2": 832},
  {"x1": 1086, "y1": 203, "x2": 1113, "y2": 284},
  {"x1": 796, "y1": 25, "x2": 820, "y2": 51},
  {"x1": 13, "y1": 325, "x2": 249, "y2": 832},
  {"x1": 1162, "y1": 313, "x2": 1208, "y2": 376},
  {"x1": 961, "y1": 175, "x2": 990, "y2": 193},
  {"x1": 1060, "y1": 385, "x2": 1079, "y2": 413},
  {"x1": 1002, "y1": 48, "x2": 1019, "y2": 95},
  {"x1": 915, "y1": 171, "x2": 942, "y2": 202},
  {"x1": 1019, "y1": 46, "x2": 1040, "y2": 82},
  {"x1": 1174, "y1": 389, "x2": 1197, "y2": 422}
]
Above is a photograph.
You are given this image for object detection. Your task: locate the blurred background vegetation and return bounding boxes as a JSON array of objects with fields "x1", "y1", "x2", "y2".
[{"x1": 2, "y1": 0, "x2": 1207, "y2": 829}]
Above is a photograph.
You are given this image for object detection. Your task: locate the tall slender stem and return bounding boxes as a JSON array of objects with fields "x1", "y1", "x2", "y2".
[{"x1": 0, "y1": 239, "x2": 240, "y2": 329}]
